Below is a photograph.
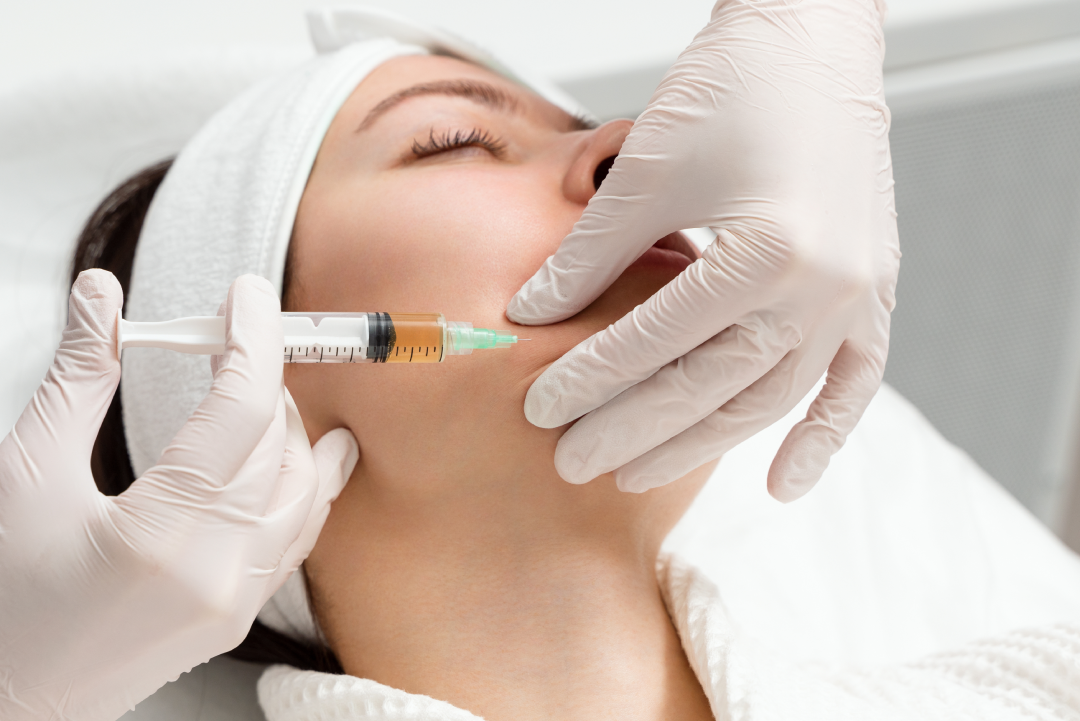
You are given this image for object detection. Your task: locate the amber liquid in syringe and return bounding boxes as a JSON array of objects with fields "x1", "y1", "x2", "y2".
[{"x1": 285, "y1": 313, "x2": 447, "y2": 364}]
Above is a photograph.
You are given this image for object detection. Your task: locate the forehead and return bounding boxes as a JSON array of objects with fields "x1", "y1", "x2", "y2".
[{"x1": 338, "y1": 54, "x2": 578, "y2": 132}]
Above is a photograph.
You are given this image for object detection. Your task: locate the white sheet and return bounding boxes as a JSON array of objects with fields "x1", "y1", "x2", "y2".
[
  {"x1": 2, "y1": 55, "x2": 1079, "y2": 721},
  {"x1": 664, "y1": 380, "x2": 1080, "y2": 665}
]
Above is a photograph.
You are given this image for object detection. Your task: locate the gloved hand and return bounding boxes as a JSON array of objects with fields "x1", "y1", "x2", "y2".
[
  {"x1": 0, "y1": 270, "x2": 357, "y2": 721},
  {"x1": 507, "y1": 0, "x2": 899, "y2": 501}
]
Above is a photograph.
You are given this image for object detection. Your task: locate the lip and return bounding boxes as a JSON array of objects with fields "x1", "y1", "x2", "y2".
[{"x1": 625, "y1": 231, "x2": 701, "y2": 273}]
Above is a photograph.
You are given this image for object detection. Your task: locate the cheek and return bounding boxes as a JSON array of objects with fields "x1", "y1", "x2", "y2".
[
  {"x1": 296, "y1": 166, "x2": 579, "y2": 323},
  {"x1": 287, "y1": 166, "x2": 583, "y2": 492}
]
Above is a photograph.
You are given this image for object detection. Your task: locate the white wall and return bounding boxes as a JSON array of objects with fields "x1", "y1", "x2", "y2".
[
  {"x1": 2, "y1": 0, "x2": 1044, "y2": 95},
  {"x1": 0, "y1": 0, "x2": 715, "y2": 93}
]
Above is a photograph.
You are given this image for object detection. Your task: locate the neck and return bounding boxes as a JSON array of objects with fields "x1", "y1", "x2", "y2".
[{"x1": 305, "y1": 459, "x2": 715, "y2": 721}]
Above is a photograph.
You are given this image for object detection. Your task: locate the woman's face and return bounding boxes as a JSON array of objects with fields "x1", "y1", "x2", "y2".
[{"x1": 286, "y1": 54, "x2": 711, "y2": 591}]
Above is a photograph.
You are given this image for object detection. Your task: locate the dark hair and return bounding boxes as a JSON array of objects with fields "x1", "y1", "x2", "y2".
[{"x1": 71, "y1": 159, "x2": 343, "y2": 675}]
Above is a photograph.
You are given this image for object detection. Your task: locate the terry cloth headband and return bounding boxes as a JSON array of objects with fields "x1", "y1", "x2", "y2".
[{"x1": 120, "y1": 7, "x2": 593, "y2": 643}]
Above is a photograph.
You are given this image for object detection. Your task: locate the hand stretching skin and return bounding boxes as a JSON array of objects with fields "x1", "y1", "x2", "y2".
[
  {"x1": 0, "y1": 271, "x2": 358, "y2": 721},
  {"x1": 507, "y1": 0, "x2": 899, "y2": 501}
]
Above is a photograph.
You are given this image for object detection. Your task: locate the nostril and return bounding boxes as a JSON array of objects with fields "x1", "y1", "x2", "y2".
[{"x1": 593, "y1": 155, "x2": 617, "y2": 191}]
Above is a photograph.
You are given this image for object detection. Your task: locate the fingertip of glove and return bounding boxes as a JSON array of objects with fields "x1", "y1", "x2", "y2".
[
  {"x1": 615, "y1": 475, "x2": 650, "y2": 493},
  {"x1": 334, "y1": 428, "x2": 361, "y2": 474},
  {"x1": 504, "y1": 292, "x2": 531, "y2": 325},
  {"x1": 553, "y1": 448, "x2": 595, "y2": 486},
  {"x1": 523, "y1": 380, "x2": 563, "y2": 429},
  {"x1": 226, "y1": 275, "x2": 281, "y2": 333},
  {"x1": 505, "y1": 283, "x2": 580, "y2": 326},
  {"x1": 506, "y1": 300, "x2": 578, "y2": 327},
  {"x1": 767, "y1": 477, "x2": 815, "y2": 504},
  {"x1": 313, "y1": 428, "x2": 360, "y2": 484},
  {"x1": 233, "y1": 273, "x2": 278, "y2": 299},
  {"x1": 73, "y1": 268, "x2": 122, "y2": 298},
  {"x1": 615, "y1": 465, "x2": 674, "y2": 493},
  {"x1": 767, "y1": 458, "x2": 825, "y2": 504},
  {"x1": 71, "y1": 269, "x2": 123, "y2": 321},
  {"x1": 768, "y1": 427, "x2": 834, "y2": 503},
  {"x1": 65, "y1": 271, "x2": 124, "y2": 365},
  {"x1": 558, "y1": 471, "x2": 594, "y2": 486}
]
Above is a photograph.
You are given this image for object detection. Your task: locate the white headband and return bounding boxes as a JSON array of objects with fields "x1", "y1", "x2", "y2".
[{"x1": 120, "y1": 7, "x2": 591, "y2": 644}]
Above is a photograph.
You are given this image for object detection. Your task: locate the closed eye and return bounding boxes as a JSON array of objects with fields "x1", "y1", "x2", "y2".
[{"x1": 411, "y1": 128, "x2": 507, "y2": 160}]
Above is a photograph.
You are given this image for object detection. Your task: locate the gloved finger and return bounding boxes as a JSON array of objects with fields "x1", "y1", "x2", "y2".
[
  {"x1": 506, "y1": 149, "x2": 679, "y2": 326},
  {"x1": 237, "y1": 387, "x2": 319, "y2": 593},
  {"x1": 118, "y1": 383, "x2": 288, "y2": 535},
  {"x1": 263, "y1": 393, "x2": 357, "y2": 598},
  {"x1": 552, "y1": 317, "x2": 798, "y2": 485},
  {"x1": 150, "y1": 275, "x2": 284, "y2": 491},
  {"x1": 524, "y1": 230, "x2": 834, "y2": 429},
  {"x1": 217, "y1": 389, "x2": 290, "y2": 516},
  {"x1": 266, "y1": 428, "x2": 356, "y2": 597},
  {"x1": 767, "y1": 339, "x2": 886, "y2": 503},
  {"x1": 0, "y1": 269, "x2": 123, "y2": 498},
  {"x1": 260, "y1": 386, "x2": 313, "y2": 517},
  {"x1": 611, "y1": 331, "x2": 844, "y2": 493}
]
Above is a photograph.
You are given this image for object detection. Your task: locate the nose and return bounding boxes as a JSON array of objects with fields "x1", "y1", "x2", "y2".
[
  {"x1": 562, "y1": 119, "x2": 633, "y2": 205},
  {"x1": 593, "y1": 155, "x2": 616, "y2": 190}
]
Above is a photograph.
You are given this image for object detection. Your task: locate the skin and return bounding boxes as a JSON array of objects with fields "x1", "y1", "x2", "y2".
[{"x1": 285, "y1": 54, "x2": 716, "y2": 721}]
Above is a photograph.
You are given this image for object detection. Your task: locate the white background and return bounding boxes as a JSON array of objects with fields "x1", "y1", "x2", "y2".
[{"x1": 0, "y1": 0, "x2": 1034, "y2": 93}]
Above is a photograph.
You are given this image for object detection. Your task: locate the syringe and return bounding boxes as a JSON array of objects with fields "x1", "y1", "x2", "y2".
[{"x1": 117, "y1": 312, "x2": 525, "y2": 364}]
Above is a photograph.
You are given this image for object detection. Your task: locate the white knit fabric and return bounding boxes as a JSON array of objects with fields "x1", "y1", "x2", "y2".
[
  {"x1": 257, "y1": 553, "x2": 1080, "y2": 721},
  {"x1": 259, "y1": 668, "x2": 481, "y2": 721}
]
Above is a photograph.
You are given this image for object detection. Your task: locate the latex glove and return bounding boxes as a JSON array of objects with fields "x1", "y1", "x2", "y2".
[
  {"x1": 507, "y1": 0, "x2": 898, "y2": 500},
  {"x1": 0, "y1": 270, "x2": 358, "y2": 721}
]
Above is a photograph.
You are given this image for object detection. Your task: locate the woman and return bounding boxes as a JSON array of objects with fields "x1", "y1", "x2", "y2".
[
  {"x1": 78, "y1": 45, "x2": 717, "y2": 717},
  {"x1": 73, "y1": 18, "x2": 1078, "y2": 721}
]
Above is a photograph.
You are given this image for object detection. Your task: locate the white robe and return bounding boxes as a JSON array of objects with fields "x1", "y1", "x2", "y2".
[{"x1": 257, "y1": 554, "x2": 1080, "y2": 721}]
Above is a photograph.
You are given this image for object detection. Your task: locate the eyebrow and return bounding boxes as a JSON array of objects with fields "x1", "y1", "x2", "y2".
[{"x1": 357, "y1": 79, "x2": 521, "y2": 132}]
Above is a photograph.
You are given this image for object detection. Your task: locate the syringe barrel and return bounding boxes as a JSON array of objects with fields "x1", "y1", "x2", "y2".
[{"x1": 282, "y1": 312, "x2": 449, "y2": 364}]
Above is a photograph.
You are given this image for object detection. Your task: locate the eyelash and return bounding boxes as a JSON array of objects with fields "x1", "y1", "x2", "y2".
[{"x1": 410, "y1": 128, "x2": 507, "y2": 159}]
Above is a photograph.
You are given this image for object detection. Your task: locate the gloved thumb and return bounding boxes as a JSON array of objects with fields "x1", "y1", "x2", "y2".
[
  {"x1": 304, "y1": 425, "x2": 358, "y2": 526},
  {"x1": 23, "y1": 270, "x2": 123, "y2": 462},
  {"x1": 0, "y1": 269, "x2": 123, "y2": 512},
  {"x1": 307, "y1": 427, "x2": 358, "y2": 518},
  {"x1": 57, "y1": 267, "x2": 123, "y2": 384},
  {"x1": 506, "y1": 148, "x2": 680, "y2": 325}
]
